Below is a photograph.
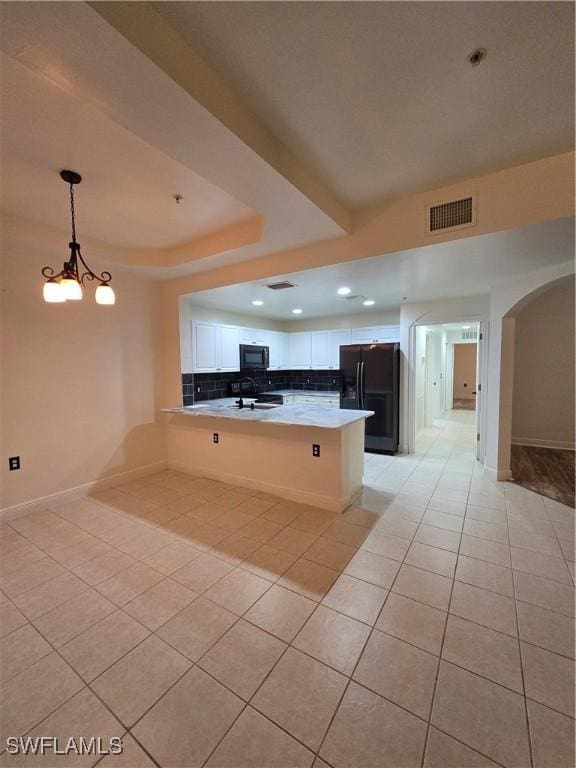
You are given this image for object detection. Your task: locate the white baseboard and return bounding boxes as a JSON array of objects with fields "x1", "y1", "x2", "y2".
[
  {"x1": 0, "y1": 460, "x2": 168, "y2": 522},
  {"x1": 483, "y1": 465, "x2": 512, "y2": 482},
  {"x1": 512, "y1": 437, "x2": 575, "y2": 451},
  {"x1": 169, "y1": 459, "x2": 347, "y2": 512}
]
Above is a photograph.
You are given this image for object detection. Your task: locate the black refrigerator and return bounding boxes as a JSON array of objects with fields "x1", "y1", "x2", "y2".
[{"x1": 340, "y1": 343, "x2": 400, "y2": 454}]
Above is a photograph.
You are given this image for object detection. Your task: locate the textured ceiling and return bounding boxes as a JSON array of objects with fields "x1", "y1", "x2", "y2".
[{"x1": 155, "y1": 1, "x2": 575, "y2": 208}]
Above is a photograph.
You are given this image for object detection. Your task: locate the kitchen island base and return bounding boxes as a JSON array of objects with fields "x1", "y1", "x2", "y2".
[{"x1": 165, "y1": 413, "x2": 366, "y2": 512}]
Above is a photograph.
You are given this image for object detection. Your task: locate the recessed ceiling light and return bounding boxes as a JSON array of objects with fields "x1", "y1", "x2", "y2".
[
  {"x1": 337, "y1": 287, "x2": 351, "y2": 296},
  {"x1": 252, "y1": 300, "x2": 263, "y2": 306},
  {"x1": 363, "y1": 299, "x2": 375, "y2": 306},
  {"x1": 462, "y1": 325, "x2": 471, "y2": 329},
  {"x1": 292, "y1": 308, "x2": 303, "y2": 314}
]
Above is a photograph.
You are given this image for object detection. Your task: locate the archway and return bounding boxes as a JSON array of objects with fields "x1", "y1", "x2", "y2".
[
  {"x1": 484, "y1": 262, "x2": 574, "y2": 483},
  {"x1": 507, "y1": 276, "x2": 574, "y2": 504}
]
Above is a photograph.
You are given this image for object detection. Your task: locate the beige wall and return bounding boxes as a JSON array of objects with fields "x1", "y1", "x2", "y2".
[
  {"x1": 1, "y1": 225, "x2": 166, "y2": 510},
  {"x1": 512, "y1": 278, "x2": 575, "y2": 449},
  {"x1": 283, "y1": 309, "x2": 399, "y2": 332},
  {"x1": 453, "y1": 344, "x2": 477, "y2": 400},
  {"x1": 160, "y1": 154, "x2": 574, "y2": 419}
]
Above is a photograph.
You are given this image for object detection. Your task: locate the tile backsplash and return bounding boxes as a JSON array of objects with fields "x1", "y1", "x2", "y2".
[{"x1": 182, "y1": 370, "x2": 341, "y2": 405}]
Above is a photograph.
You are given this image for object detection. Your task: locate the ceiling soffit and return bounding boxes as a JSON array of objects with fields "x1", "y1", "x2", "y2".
[
  {"x1": 0, "y1": 2, "x2": 348, "y2": 271},
  {"x1": 89, "y1": 0, "x2": 351, "y2": 233}
]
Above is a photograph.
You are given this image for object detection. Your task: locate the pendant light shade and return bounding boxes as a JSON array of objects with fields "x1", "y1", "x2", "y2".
[
  {"x1": 95, "y1": 283, "x2": 116, "y2": 305},
  {"x1": 42, "y1": 170, "x2": 114, "y2": 305},
  {"x1": 43, "y1": 278, "x2": 66, "y2": 303},
  {"x1": 60, "y1": 277, "x2": 83, "y2": 300}
]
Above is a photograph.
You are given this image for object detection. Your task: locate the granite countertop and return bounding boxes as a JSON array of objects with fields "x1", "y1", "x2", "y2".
[
  {"x1": 161, "y1": 403, "x2": 374, "y2": 429},
  {"x1": 188, "y1": 392, "x2": 340, "y2": 408}
]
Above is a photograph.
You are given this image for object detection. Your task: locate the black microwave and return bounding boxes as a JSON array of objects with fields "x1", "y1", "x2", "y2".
[{"x1": 239, "y1": 344, "x2": 269, "y2": 370}]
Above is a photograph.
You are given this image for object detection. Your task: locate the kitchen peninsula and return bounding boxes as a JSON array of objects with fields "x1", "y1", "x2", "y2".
[{"x1": 162, "y1": 402, "x2": 374, "y2": 512}]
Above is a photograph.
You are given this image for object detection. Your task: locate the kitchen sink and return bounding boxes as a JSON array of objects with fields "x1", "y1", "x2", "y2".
[{"x1": 227, "y1": 402, "x2": 281, "y2": 410}]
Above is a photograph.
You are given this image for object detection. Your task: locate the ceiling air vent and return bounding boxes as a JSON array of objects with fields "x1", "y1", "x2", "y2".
[
  {"x1": 266, "y1": 281, "x2": 296, "y2": 290},
  {"x1": 426, "y1": 195, "x2": 476, "y2": 235}
]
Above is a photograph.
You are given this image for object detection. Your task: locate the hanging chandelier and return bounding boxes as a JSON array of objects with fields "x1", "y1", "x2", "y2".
[{"x1": 42, "y1": 170, "x2": 115, "y2": 305}]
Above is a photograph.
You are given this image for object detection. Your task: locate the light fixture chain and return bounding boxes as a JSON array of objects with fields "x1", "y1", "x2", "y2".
[{"x1": 69, "y1": 182, "x2": 77, "y2": 243}]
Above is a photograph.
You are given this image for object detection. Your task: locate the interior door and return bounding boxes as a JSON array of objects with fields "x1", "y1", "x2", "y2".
[
  {"x1": 475, "y1": 323, "x2": 485, "y2": 461},
  {"x1": 424, "y1": 332, "x2": 434, "y2": 427}
]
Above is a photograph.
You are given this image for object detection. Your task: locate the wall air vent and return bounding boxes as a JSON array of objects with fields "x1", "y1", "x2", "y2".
[
  {"x1": 266, "y1": 281, "x2": 296, "y2": 290},
  {"x1": 426, "y1": 195, "x2": 476, "y2": 235},
  {"x1": 462, "y1": 329, "x2": 478, "y2": 340}
]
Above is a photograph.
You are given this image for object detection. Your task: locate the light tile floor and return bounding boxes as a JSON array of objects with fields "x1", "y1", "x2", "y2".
[{"x1": 0, "y1": 411, "x2": 574, "y2": 767}]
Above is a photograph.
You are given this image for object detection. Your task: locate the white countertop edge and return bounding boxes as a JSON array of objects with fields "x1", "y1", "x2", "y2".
[{"x1": 161, "y1": 405, "x2": 374, "y2": 429}]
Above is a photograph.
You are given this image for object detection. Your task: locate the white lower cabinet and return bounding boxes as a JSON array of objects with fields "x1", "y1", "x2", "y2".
[{"x1": 293, "y1": 394, "x2": 340, "y2": 408}]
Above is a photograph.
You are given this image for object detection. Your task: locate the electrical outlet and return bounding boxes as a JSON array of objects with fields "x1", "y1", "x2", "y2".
[
  {"x1": 306, "y1": 378, "x2": 310, "y2": 385},
  {"x1": 9, "y1": 456, "x2": 20, "y2": 471},
  {"x1": 213, "y1": 433, "x2": 219, "y2": 444},
  {"x1": 196, "y1": 385, "x2": 201, "y2": 394},
  {"x1": 312, "y1": 444, "x2": 320, "y2": 457},
  {"x1": 268, "y1": 379, "x2": 272, "y2": 385},
  {"x1": 332, "y1": 378, "x2": 336, "y2": 385}
]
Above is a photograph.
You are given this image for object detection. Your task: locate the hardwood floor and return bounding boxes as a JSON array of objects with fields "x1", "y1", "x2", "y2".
[{"x1": 511, "y1": 444, "x2": 575, "y2": 508}]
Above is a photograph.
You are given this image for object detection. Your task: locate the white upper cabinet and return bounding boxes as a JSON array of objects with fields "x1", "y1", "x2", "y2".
[
  {"x1": 374, "y1": 325, "x2": 400, "y2": 342},
  {"x1": 218, "y1": 326, "x2": 240, "y2": 371},
  {"x1": 268, "y1": 331, "x2": 288, "y2": 369},
  {"x1": 193, "y1": 323, "x2": 218, "y2": 372},
  {"x1": 239, "y1": 328, "x2": 268, "y2": 346},
  {"x1": 350, "y1": 325, "x2": 400, "y2": 344},
  {"x1": 192, "y1": 322, "x2": 239, "y2": 372},
  {"x1": 329, "y1": 329, "x2": 351, "y2": 368},
  {"x1": 191, "y1": 321, "x2": 398, "y2": 373},
  {"x1": 289, "y1": 332, "x2": 312, "y2": 368},
  {"x1": 311, "y1": 331, "x2": 331, "y2": 368}
]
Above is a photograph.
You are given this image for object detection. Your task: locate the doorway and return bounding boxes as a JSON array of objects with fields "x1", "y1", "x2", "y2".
[
  {"x1": 452, "y1": 342, "x2": 477, "y2": 410},
  {"x1": 413, "y1": 321, "x2": 483, "y2": 457}
]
